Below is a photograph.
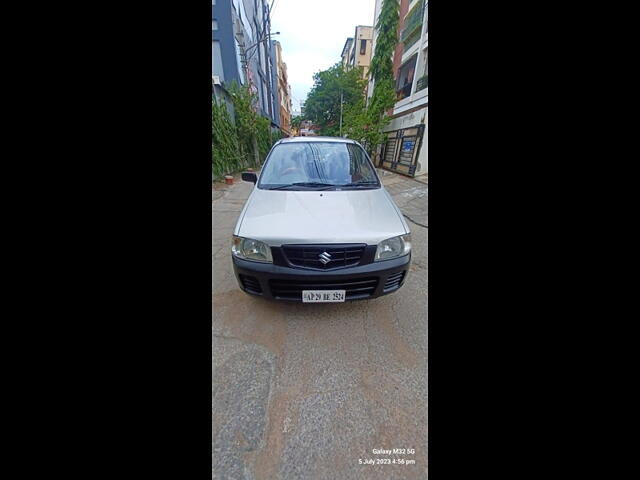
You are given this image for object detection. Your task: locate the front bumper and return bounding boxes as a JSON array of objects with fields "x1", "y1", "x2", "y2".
[{"x1": 232, "y1": 253, "x2": 411, "y2": 301}]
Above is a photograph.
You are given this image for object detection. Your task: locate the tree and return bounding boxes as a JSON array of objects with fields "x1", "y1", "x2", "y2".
[
  {"x1": 298, "y1": 1, "x2": 399, "y2": 151},
  {"x1": 228, "y1": 81, "x2": 260, "y2": 168},
  {"x1": 291, "y1": 115, "x2": 302, "y2": 130},
  {"x1": 341, "y1": 95, "x2": 372, "y2": 145},
  {"x1": 303, "y1": 63, "x2": 367, "y2": 136}
]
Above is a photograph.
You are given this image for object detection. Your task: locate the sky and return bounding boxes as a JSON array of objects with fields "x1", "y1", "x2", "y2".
[{"x1": 270, "y1": 0, "x2": 376, "y2": 113}]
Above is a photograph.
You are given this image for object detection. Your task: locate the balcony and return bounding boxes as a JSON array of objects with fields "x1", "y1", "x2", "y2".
[
  {"x1": 400, "y1": 0, "x2": 425, "y2": 48},
  {"x1": 395, "y1": 54, "x2": 417, "y2": 101},
  {"x1": 403, "y1": 30, "x2": 421, "y2": 51},
  {"x1": 415, "y1": 75, "x2": 428, "y2": 92}
]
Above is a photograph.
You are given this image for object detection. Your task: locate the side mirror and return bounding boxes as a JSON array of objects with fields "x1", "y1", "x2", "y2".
[{"x1": 241, "y1": 172, "x2": 257, "y2": 184}]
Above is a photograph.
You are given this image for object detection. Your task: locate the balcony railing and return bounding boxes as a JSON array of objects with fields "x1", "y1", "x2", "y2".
[
  {"x1": 400, "y1": 0, "x2": 425, "y2": 44},
  {"x1": 403, "y1": 30, "x2": 421, "y2": 51},
  {"x1": 415, "y1": 75, "x2": 428, "y2": 92}
]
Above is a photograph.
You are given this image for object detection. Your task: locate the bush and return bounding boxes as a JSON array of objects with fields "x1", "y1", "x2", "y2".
[
  {"x1": 256, "y1": 115, "x2": 272, "y2": 162},
  {"x1": 212, "y1": 97, "x2": 243, "y2": 180},
  {"x1": 212, "y1": 82, "x2": 282, "y2": 181}
]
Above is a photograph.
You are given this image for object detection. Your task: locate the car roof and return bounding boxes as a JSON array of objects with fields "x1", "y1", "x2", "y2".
[{"x1": 276, "y1": 136, "x2": 359, "y2": 145}]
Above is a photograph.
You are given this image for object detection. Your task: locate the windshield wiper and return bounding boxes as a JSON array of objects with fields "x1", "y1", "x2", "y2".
[
  {"x1": 268, "y1": 182, "x2": 336, "y2": 190},
  {"x1": 338, "y1": 181, "x2": 380, "y2": 188}
]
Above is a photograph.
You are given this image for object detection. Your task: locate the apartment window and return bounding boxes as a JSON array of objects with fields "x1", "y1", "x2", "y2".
[
  {"x1": 423, "y1": 48, "x2": 428, "y2": 77},
  {"x1": 212, "y1": 20, "x2": 218, "y2": 30},
  {"x1": 212, "y1": 41, "x2": 224, "y2": 81},
  {"x1": 401, "y1": 0, "x2": 425, "y2": 52},
  {"x1": 415, "y1": 48, "x2": 428, "y2": 92},
  {"x1": 396, "y1": 54, "x2": 417, "y2": 100},
  {"x1": 261, "y1": 82, "x2": 267, "y2": 113},
  {"x1": 360, "y1": 39, "x2": 367, "y2": 55}
]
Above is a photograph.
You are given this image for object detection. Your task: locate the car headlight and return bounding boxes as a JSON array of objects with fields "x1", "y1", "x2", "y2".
[
  {"x1": 232, "y1": 236, "x2": 273, "y2": 263},
  {"x1": 375, "y1": 234, "x2": 411, "y2": 261}
]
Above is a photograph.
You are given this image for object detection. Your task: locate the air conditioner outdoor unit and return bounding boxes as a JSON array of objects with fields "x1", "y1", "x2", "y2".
[{"x1": 212, "y1": 76, "x2": 221, "y2": 85}]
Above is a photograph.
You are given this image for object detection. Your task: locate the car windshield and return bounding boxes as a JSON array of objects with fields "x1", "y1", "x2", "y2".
[{"x1": 258, "y1": 142, "x2": 380, "y2": 190}]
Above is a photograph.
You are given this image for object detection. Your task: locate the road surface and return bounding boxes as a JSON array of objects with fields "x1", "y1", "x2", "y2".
[{"x1": 212, "y1": 169, "x2": 428, "y2": 479}]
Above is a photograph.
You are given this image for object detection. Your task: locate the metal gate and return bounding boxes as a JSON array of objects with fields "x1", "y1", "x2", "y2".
[{"x1": 380, "y1": 124, "x2": 425, "y2": 177}]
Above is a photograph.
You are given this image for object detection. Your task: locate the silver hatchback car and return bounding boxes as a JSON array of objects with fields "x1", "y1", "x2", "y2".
[{"x1": 232, "y1": 137, "x2": 411, "y2": 302}]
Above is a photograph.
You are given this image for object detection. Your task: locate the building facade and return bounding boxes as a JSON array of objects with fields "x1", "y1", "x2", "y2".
[
  {"x1": 369, "y1": 0, "x2": 428, "y2": 177},
  {"x1": 340, "y1": 38, "x2": 353, "y2": 68},
  {"x1": 212, "y1": 0, "x2": 283, "y2": 130},
  {"x1": 340, "y1": 26, "x2": 373, "y2": 79},
  {"x1": 272, "y1": 40, "x2": 293, "y2": 135},
  {"x1": 298, "y1": 120, "x2": 319, "y2": 137}
]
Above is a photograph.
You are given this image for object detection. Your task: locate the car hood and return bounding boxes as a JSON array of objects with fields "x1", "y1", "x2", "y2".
[{"x1": 235, "y1": 188, "x2": 408, "y2": 246}]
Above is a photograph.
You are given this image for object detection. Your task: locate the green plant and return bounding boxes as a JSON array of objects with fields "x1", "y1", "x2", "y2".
[
  {"x1": 256, "y1": 115, "x2": 272, "y2": 161},
  {"x1": 303, "y1": 63, "x2": 367, "y2": 136},
  {"x1": 361, "y1": 0, "x2": 399, "y2": 151},
  {"x1": 212, "y1": 96, "x2": 243, "y2": 180},
  {"x1": 291, "y1": 115, "x2": 302, "y2": 130},
  {"x1": 212, "y1": 82, "x2": 281, "y2": 180},
  {"x1": 369, "y1": 0, "x2": 399, "y2": 87},
  {"x1": 301, "y1": 2, "x2": 399, "y2": 154},
  {"x1": 228, "y1": 81, "x2": 260, "y2": 168}
]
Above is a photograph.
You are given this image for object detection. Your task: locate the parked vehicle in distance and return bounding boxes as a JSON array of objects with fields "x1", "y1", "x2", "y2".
[{"x1": 232, "y1": 137, "x2": 411, "y2": 303}]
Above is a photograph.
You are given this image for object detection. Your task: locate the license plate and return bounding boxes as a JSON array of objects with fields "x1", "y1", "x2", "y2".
[{"x1": 302, "y1": 290, "x2": 346, "y2": 303}]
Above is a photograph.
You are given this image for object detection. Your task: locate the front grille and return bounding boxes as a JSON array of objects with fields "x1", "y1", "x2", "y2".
[
  {"x1": 239, "y1": 275, "x2": 262, "y2": 294},
  {"x1": 281, "y1": 244, "x2": 366, "y2": 270},
  {"x1": 269, "y1": 277, "x2": 378, "y2": 301},
  {"x1": 384, "y1": 271, "x2": 406, "y2": 292}
]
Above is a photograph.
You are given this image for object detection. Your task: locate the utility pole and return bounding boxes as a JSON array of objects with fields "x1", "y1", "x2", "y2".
[
  {"x1": 258, "y1": 0, "x2": 274, "y2": 122},
  {"x1": 339, "y1": 90, "x2": 344, "y2": 137}
]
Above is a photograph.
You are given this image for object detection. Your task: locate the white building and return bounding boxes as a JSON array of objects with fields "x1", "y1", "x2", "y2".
[
  {"x1": 340, "y1": 26, "x2": 374, "y2": 80},
  {"x1": 369, "y1": 0, "x2": 427, "y2": 177}
]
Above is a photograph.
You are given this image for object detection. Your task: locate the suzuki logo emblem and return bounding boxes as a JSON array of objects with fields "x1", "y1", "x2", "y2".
[{"x1": 318, "y1": 252, "x2": 332, "y2": 265}]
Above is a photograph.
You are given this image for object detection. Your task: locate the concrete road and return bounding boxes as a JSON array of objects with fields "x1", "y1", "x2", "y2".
[{"x1": 212, "y1": 170, "x2": 428, "y2": 480}]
